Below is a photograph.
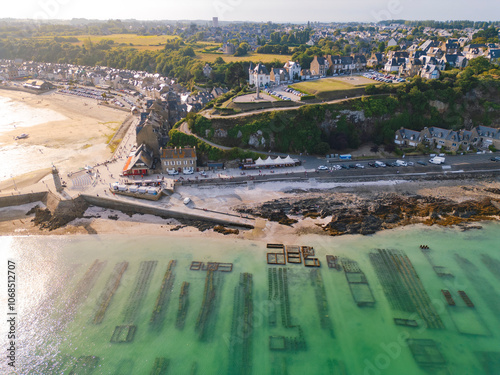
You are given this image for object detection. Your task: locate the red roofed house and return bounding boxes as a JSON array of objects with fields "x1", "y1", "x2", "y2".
[{"x1": 122, "y1": 144, "x2": 154, "y2": 176}]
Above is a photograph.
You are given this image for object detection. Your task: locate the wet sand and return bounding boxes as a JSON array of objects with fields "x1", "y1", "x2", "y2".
[{"x1": 0, "y1": 89, "x2": 130, "y2": 182}]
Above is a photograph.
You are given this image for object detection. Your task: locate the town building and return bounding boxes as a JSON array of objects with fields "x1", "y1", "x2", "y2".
[
  {"x1": 161, "y1": 147, "x2": 197, "y2": 172},
  {"x1": 310, "y1": 56, "x2": 328, "y2": 77},
  {"x1": 283, "y1": 61, "x2": 301, "y2": 81},
  {"x1": 122, "y1": 144, "x2": 155, "y2": 176},
  {"x1": 248, "y1": 63, "x2": 270, "y2": 87},
  {"x1": 203, "y1": 63, "x2": 212, "y2": 77}
]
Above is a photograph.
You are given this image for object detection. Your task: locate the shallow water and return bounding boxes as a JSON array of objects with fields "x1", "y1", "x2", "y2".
[
  {"x1": 0, "y1": 95, "x2": 66, "y2": 135},
  {"x1": 1, "y1": 223, "x2": 500, "y2": 374}
]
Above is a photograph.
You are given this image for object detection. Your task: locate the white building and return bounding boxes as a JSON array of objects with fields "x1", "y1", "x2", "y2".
[
  {"x1": 248, "y1": 63, "x2": 270, "y2": 87},
  {"x1": 284, "y1": 61, "x2": 301, "y2": 81}
]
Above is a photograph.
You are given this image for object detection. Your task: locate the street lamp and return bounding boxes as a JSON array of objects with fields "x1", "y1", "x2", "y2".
[{"x1": 10, "y1": 174, "x2": 17, "y2": 191}]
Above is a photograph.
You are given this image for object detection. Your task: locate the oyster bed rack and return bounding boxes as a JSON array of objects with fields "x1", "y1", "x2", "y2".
[
  {"x1": 475, "y1": 351, "x2": 500, "y2": 375},
  {"x1": 150, "y1": 357, "x2": 169, "y2": 375},
  {"x1": 93, "y1": 262, "x2": 129, "y2": 324},
  {"x1": 68, "y1": 260, "x2": 107, "y2": 311},
  {"x1": 267, "y1": 267, "x2": 307, "y2": 352},
  {"x1": 122, "y1": 261, "x2": 157, "y2": 324},
  {"x1": 110, "y1": 325, "x2": 137, "y2": 343},
  {"x1": 406, "y1": 339, "x2": 447, "y2": 371},
  {"x1": 420, "y1": 245, "x2": 454, "y2": 278},
  {"x1": 340, "y1": 258, "x2": 376, "y2": 307},
  {"x1": 310, "y1": 269, "x2": 334, "y2": 336},
  {"x1": 68, "y1": 355, "x2": 100, "y2": 375},
  {"x1": 326, "y1": 255, "x2": 341, "y2": 270},
  {"x1": 195, "y1": 270, "x2": 224, "y2": 341},
  {"x1": 150, "y1": 260, "x2": 176, "y2": 326},
  {"x1": 441, "y1": 289, "x2": 455, "y2": 306},
  {"x1": 227, "y1": 273, "x2": 253, "y2": 375},
  {"x1": 480, "y1": 254, "x2": 500, "y2": 281},
  {"x1": 369, "y1": 249, "x2": 444, "y2": 329},
  {"x1": 394, "y1": 318, "x2": 418, "y2": 327},
  {"x1": 266, "y1": 244, "x2": 320, "y2": 267},
  {"x1": 190, "y1": 261, "x2": 233, "y2": 272},
  {"x1": 455, "y1": 253, "x2": 500, "y2": 317},
  {"x1": 175, "y1": 281, "x2": 190, "y2": 330}
]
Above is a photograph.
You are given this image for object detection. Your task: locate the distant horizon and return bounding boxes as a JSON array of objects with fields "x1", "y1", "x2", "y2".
[
  {"x1": 3, "y1": 0, "x2": 500, "y2": 24},
  {"x1": 1, "y1": 17, "x2": 499, "y2": 25}
]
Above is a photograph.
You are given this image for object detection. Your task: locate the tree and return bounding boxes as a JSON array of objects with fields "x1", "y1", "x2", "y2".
[
  {"x1": 315, "y1": 142, "x2": 330, "y2": 156},
  {"x1": 225, "y1": 63, "x2": 245, "y2": 87}
]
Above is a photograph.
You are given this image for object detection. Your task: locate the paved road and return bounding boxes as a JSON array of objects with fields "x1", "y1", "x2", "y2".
[
  {"x1": 200, "y1": 94, "x2": 390, "y2": 119},
  {"x1": 179, "y1": 122, "x2": 232, "y2": 150},
  {"x1": 175, "y1": 154, "x2": 500, "y2": 186}
]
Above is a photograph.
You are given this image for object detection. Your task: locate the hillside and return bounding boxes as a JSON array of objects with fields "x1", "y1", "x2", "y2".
[{"x1": 175, "y1": 59, "x2": 500, "y2": 155}]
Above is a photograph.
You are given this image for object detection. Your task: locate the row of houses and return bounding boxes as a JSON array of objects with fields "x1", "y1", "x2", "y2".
[
  {"x1": 123, "y1": 97, "x2": 199, "y2": 176},
  {"x1": 394, "y1": 126, "x2": 500, "y2": 152},
  {"x1": 248, "y1": 54, "x2": 367, "y2": 87},
  {"x1": 375, "y1": 39, "x2": 500, "y2": 79}
]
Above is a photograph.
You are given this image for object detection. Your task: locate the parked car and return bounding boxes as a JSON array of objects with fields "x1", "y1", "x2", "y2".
[
  {"x1": 407, "y1": 161, "x2": 414, "y2": 166},
  {"x1": 368, "y1": 162, "x2": 376, "y2": 168},
  {"x1": 317, "y1": 165, "x2": 329, "y2": 171},
  {"x1": 490, "y1": 156, "x2": 500, "y2": 162},
  {"x1": 417, "y1": 161, "x2": 427, "y2": 166},
  {"x1": 355, "y1": 163, "x2": 365, "y2": 169},
  {"x1": 167, "y1": 169, "x2": 179, "y2": 175}
]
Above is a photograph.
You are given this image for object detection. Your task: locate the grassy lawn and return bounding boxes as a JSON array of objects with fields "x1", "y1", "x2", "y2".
[
  {"x1": 292, "y1": 77, "x2": 372, "y2": 95},
  {"x1": 291, "y1": 77, "x2": 382, "y2": 100}
]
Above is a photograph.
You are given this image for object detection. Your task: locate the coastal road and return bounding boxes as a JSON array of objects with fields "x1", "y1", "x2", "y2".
[{"x1": 175, "y1": 155, "x2": 500, "y2": 187}]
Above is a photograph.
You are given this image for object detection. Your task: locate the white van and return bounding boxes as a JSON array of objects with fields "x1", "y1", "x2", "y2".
[
  {"x1": 395, "y1": 160, "x2": 408, "y2": 167},
  {"x1": 167, "y1": 169, "x2": 179, "y2": 175},
  {"x1": 375, "y1": 161, "x2": 386, "y2": 167}
]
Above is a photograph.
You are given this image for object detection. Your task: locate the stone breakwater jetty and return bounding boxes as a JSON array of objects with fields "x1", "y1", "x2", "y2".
[
  {"x1": 0, "y1": 191, "x2": 254, "y2": 232},
  {"x1": 238, "y1": 192, "x2": 500, "y2": 236}
]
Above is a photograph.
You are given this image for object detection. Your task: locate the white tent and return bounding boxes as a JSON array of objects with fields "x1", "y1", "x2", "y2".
[
  {"x1": 283, "y1": 155, "x2": 295, "y2": 164},
  {"x1": 264, "y1": 156, "x2": 275, "y2": 165},
  {"x1": 255, "y1": 157, "x2": 265, "y2": 165},
  {"x1": 274, "y1": 156, "x2": 286, "y2": 165}
]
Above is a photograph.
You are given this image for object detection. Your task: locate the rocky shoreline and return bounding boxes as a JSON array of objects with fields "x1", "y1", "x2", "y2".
[{"x1": 237, "y1": 191, "x2": 500, "y2": 236}]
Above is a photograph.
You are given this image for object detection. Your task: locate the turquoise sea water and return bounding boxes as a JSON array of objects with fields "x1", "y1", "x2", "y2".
[{"x1": 1, "y1": 223, "x2": 500, "y2": 375}]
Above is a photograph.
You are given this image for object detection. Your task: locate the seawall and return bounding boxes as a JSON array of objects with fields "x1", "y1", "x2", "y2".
[
  {"x1": 0, "y1": 192, "x2": 47, "y2": 208},
  {"x1": 81, "y1": 195, "x2": 254, "y2": 228}
]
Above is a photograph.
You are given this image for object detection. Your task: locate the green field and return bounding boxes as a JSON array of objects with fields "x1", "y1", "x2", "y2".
[
  {"x1": 195, "y1": 52, "x2": 291, "y2": 64},
  {"x1": 36, "y1": 33, "x2": 181, "y2": 51},
  {"x1": 35, "y1": 33, "x2": 291, "y2": 63}
]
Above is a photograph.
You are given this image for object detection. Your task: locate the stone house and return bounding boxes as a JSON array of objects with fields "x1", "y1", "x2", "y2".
[
  {"x1": 270, "y1": 68, "x2": 289, "y2": 85},
  {"x1": 161, "y1": 147, "x2": 197, "y2": 172},
  {"x1": 310, "y1": 56, "x2": 328, "y2": 77}
]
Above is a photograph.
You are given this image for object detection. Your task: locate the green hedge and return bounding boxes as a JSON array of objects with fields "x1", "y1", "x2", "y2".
[{"x1": 300, "y1": 95, "x2": 316, "y2": 101}]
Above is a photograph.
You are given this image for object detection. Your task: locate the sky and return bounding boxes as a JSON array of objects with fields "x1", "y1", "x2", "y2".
[{"x1": 2, "y1": 0, "x2": 499, "y2": 23}]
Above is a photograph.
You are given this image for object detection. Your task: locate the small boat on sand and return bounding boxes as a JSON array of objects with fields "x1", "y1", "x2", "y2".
[{"x1": 15, "y1": 133, "x2": 29, "y2": 140}]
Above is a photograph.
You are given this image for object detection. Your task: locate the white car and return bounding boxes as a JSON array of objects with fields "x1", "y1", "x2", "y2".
[
  {"x1": 199, "y1": 171, "x2": 207, "y2": 177},
  {"x1": 355, "y1": 163, "x2": 365, "y2": 169},
  {"x1": 167, "y1": 169, "x2": 179, "y2": 175},
  {"x1": 183, "y1": 167, "x2": 194, "y2": 175},
  {"x1": 317, "y1": 165, "x2": 329, "y2": 171}
]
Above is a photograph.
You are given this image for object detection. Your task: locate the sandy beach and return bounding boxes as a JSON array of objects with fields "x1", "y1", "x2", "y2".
[{"x1": 0, "y1": 89, "x2": 130, "y2": 184}]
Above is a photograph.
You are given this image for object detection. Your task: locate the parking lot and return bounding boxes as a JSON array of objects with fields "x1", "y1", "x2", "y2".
[
  {"x1": 363, "y1": 71, "x2": 406, "y2": 84},
  {"x1": 270, "y1": 86, "x2": 305, "y2": 102}
]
